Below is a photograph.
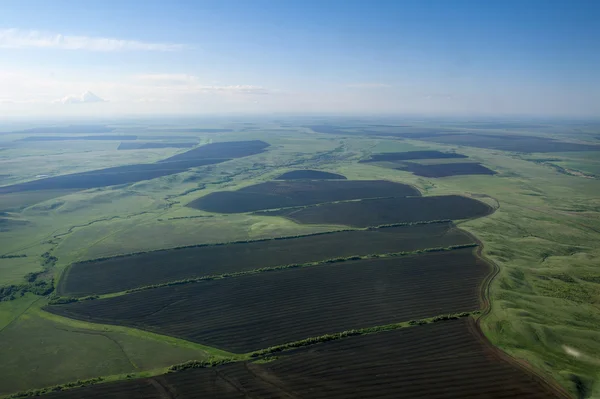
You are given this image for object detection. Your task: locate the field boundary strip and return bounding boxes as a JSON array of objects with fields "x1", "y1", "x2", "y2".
[
  {"x1": 51, "y1": 243, "x2": 478, "y2": 302},
  {"x1": 187, "y1": 179, "x2": 423, "y2": 213},
  {"x1": 4, "y1": 310, "x2": 480, "y2": 399},
  {"x1": 74, "y1": 219, "x2": 451, "y2": 263},
  {"x1": 255, "y1": 194, "x2": 497, "y2": 229},
  {"x1": 250, "y1": 195, "x2": 410, "y2": 215},
  {"x1": 31, "y1": 304, "x2": 239, "y2": 359}
]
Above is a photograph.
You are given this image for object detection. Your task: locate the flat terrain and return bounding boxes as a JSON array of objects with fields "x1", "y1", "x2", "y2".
[
  {"x1": 0, "y1": 140, "x2": 270, "y2": 194},
  {"x1": 20, "y1": 135, "x2": 138, "y2": 141},
  {"x1": 360, "y1": 150, "x2": 468, "y2": 162},
  {"x1": 5, "y1": 125, "x2": 115, "y2": 134},
  {"x1": 158, "y1": 140, "x2": 269, "y2": 163},
  {"x1": 310, "y1": 126, "x2": 600, "y2": 152},
  {"x1": 395, "y1": 161, "x2": 497, "y2": 177},
  {"x1": 275, "y1": 169, "x2": 347, "y2": 180},
  {"x1": 188, "y1": 180, "x2": 420, "y2": 213},
  {"x1": 47, "y1": 248, "x2": 490, "y2": 352},
  {"x1": 59, "y1": 222, "x2": 474, "y2": 296},
  {"x1": 42, "y1": 319, "x2": 562, "y2": 399},
  {"x1": 0, "y1": 158, "x2": 225, "y2": 193},
  {"x1": 263, "y1": 195, "x2": 493, "y2": 227},
  {"x1": 415, "y1": 133, "x2": 600, "y2": 152},
  {"x1": 117, "y1": 142, "x2": 197, "y2": 150}
]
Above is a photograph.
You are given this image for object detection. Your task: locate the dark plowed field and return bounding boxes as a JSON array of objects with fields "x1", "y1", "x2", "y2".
[
  {"x1": 0, "y1": 159, "x2": 225, "y2": 194},
  {"x1": 159, "y1": 140, "x2": 269, "y2": 163},
  {"x1": 19, "y1": 135, "x2": 138, "y2": 141},
  {"x1": 246, "y1": 318, "x2": 561, "y2": 398},
  {"x1": 361, "y1": 150, "x2": 468, "y2": 162},
  {"x1": 396, "y1": 162, "x2": 496, "y2": 177},
  {"x1": 417, "y1": 133, "x2": 600, "y2": 152},
  {"x1": 147, "y1": 128, "x2": 233, "y2": 133},
  {"x1": 0, "y1": 141, "x2": 268, "y2": 194},
  {"x1": 48, "y1": 248, "x2": 490, "y2": 352},
  {"x1": 42, "y1": 319, "x2": 561, "y2": 399},
  {"x1": 305, "y1": 125, "x2": 455, "y2": 138},
  {"x1": 261, "y1": 195, "x2": 492, "y2": 227},
  {"x1": 307, "y1": 125, "x2": 599, "y2": 152},
  {"x1": 188, "y1": 180, "x2": 420, "y2": 213},
  {"x1": 117, "y1": 142, "x2": 197, "y2": 150},
  {"x1": 59, "y1": 222, "x2": 474, "y2": 296},
  {"x1": 461, "y1": 123, "x2": 549, "y2": 129},
  {"x1": 275, "y1": 170, "x2": 347, "y2": 180},
  {"x1": 7, "y1": 125, "x2": 114, "y2": 134},
  {"x1": 0, "y1": 159, "x2": 227, "y2": 194}
]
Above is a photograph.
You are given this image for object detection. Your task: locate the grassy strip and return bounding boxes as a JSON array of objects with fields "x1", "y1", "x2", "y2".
[
  {"x1": 48, "y1": 295, "x2": 98, "y2": 305},
  {"x1": 33, "y1": 305, "x2": 239, "y2": 359},
  {"x1": 7, "y1": 378, "x2": 105, "y2": 398},
  {"x1": 49, "y1": 243, "x2": 477, "y2": 302},
  {"x1": 73, "y1": 220, "x2": 452, "y2": 265},
  {"x1": 247, "y1": 311, "x2": 480, "y2": 358},
  {"x1": 5, "y1": 310, "x2": 479, "y2": 398}
]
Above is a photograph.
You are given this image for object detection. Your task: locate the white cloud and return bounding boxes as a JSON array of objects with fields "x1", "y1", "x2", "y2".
[
  {"x1": 0, "y1": 29, "x2": 186, "y2": 51},
  {"x1": 0, "y1": 69, "x2": 269, "y2": 111},
  {"x1": 54, "y1": 91, "x2": 106, "y2": 104}
]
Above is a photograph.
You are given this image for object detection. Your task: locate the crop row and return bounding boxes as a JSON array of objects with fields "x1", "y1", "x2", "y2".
[
  {"x1": 47, "y1": 248, "x2": 490, "y2": 353},
  {"x1": 275, "y1": 169, "x2": 347, "y2": 180},
  {"x1": 187, "y1": 179, "x2": 420, "y2": 213},
  {"x1": 35, "y1": 319, "x2": 561, "y2": 399},
  {"x1": 59, "y1": 222, "x2": 473, "y2": 296},
  {"x1": 394, "y1": 161, "x2": 497, "y2": 178},
  {"x1": 264, "y1": 195, "x2": 493, "y2": 227},
  {"x1": 52, "y1": 243, "x2": 478, "y2": 303}
]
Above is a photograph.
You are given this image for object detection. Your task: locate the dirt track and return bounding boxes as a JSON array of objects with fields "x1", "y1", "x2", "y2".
[{"x1": 471, "y1": 238, "x2": 574, "y2": 399}]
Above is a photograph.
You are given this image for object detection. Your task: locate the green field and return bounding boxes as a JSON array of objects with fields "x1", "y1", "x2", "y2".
[
  {"x1": 1, "y1": 119, "x2": 599, "y2": 398},
  {"x1": 0, "y1": 297, "x2": 238, "y2": 395}
]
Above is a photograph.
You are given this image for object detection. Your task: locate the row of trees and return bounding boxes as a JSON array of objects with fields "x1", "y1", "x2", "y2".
[
  {"x1": 8, "y1": 377, "x2": 104, "y2": 398},
  {"x1": 111, "y1": 243, "x2": 476, "y2": 295}
]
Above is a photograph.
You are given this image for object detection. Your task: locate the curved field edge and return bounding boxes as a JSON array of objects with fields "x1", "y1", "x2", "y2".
[
  {"x1": 31, "y1": 303, "x2": 238, "y2": 360},
  {"x1": 0, "y1": 297, "x2": 239, "y2": 398},
  {"x1": 1, "y1": 311, "x2": 478, "y2": 399},
  {"x1": 260, "y1": 194, "x2": 495, "y2": 228},
  {"x1": 6, "y1": 307, "x2": 564, "y2": 398},
  {"x1": 11, "y1": 180, "x2": 570, "y2": 397},
  {"x1": 6, "y1": 242, "x2": 566, "y2": 398},
  {"x1": 469, "y1": 232, "x2": 574, "y2": 399}
]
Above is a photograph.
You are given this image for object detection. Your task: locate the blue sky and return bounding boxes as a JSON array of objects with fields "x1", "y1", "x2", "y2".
[{"x1": 0, "y1": 0, "x2": 598, "y2": 117}]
